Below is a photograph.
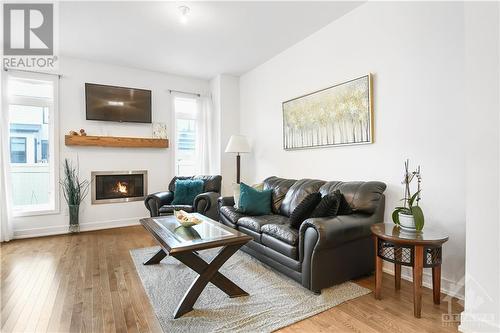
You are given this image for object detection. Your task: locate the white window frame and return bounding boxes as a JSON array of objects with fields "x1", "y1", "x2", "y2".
[
  {"x1": 172, "y1": 95, "x2": 200, "y2": 177},
  {"x1": 3, "y1": 71, "x2": 60, "y2": 217}
]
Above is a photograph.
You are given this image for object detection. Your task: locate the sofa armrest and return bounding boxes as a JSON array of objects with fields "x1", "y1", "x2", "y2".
[
  {"x1": 193, "y1": 192, "x2": 220, "y2": 220},
  {"x1": 299, "y1": 214, "x2": 375, "y2": 252},
  {"x1": 218, "y1": 196, "x2": 235, "y2": 208},
  {"x1": 298, "y1": 214, "x2": 377, "y2": 292},
  {"x1": 144, "y1": 191, "x2": 174, "y2": 217}
]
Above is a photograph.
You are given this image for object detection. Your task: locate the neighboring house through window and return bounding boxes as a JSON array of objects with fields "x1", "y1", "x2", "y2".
[
  {"x1": 10, "y1": 137, "x2": 27, "y2": 163},
  {"x1": 41, "y1": 140, "x2": 49, "y2": 161}
]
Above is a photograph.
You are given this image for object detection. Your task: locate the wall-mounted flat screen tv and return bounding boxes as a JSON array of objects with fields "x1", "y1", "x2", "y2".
[{"x1": 85, "y1": 83, "x2": 152, "y2": 123}]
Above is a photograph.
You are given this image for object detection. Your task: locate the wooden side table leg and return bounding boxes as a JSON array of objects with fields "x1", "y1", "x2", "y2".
[
  {"x1": 374, "y1": 236, "x2": 382, "y2": 300},
  {"x1": 394, "y1": 246, "x2": 401, "y2": 290},
  {"x1": 432, "y1": 265, "x2": 441, "y2": 304},
  {"x1": 413, "y1": 245, "x2": 424, "y2": 318}
]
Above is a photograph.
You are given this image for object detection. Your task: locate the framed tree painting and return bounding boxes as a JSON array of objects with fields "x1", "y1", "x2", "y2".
[{"x1": 282, "y1": 74, "x2": 373, "y2": 150}]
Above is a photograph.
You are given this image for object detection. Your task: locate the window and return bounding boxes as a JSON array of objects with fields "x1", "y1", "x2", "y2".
[
  {"x1": 10, "y1": 137, "x2": 27, "y2": 163},
  {"x1": 4, "y1": 73, "x2": 59, "y2": 215},
  {"x1": 41, "y1": 140, "x2": 49, "y2": 161},
  {"x1": 174, "y1": 96, "x2": 199, "y2": 176}
]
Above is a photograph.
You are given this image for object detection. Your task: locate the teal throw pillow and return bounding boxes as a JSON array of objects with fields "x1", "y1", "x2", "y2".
[
  {"x1": 171, "y1": 179, "x2": 204, "y2": 205},
  {"x1": 238, "y1": 182, "x2": 272, "y2": 216}
]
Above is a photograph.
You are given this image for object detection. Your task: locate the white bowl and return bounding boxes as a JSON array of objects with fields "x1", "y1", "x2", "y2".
[{"x1": 174, "y1": 210, "x2": 202, "y2": 227}]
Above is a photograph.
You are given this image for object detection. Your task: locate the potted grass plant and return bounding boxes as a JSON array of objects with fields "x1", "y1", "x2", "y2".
[
  {"x1": 60, "y1": 158, "x2": 90, "y2": 233},
  {"x1": 392, "y1": 159, "x2": 425, "y2": 231}
]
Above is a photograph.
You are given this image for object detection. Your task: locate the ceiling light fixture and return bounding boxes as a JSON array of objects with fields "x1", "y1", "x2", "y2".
[{"x1": 178, "y1": 5, "x2": 190, "y2": 24}]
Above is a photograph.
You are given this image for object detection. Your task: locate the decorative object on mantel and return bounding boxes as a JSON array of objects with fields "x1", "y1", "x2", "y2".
[
  {"x1": 65, "y1": 135, "x2": 168, "y2": 148},
  {"x1": 69, "y1": 129, "x2": 87, "y2": 136},
  {"x1": 225, "y1": 135, "x2": 251, "y2": 183},
  {"x1": 152, "y1": 122, "x2": 168, "y2": 139},
  {"x1": 282, "y1": 74, "x2": 373, "y2": 150},
  {"x1": 60, "y1": 158, "x2": 91, "y2": 233},
  {"x1": 392, "y1": 159, "x2": 424, "y2": 231}
]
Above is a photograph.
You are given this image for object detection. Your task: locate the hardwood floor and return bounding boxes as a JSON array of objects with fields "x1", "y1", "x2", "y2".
[{"x1": 1, "y1": 226, "x2": 463, "y2": 332}]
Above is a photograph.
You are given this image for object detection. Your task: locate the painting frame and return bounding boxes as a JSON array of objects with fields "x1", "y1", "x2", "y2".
[{"x1": 282, "y1": 74, "x2": 373, "y2": 150}]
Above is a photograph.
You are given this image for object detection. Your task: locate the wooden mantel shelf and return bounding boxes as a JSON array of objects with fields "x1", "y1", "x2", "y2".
[{"x1": 64, "y1": 135, "x2": 169, "y2": 148}]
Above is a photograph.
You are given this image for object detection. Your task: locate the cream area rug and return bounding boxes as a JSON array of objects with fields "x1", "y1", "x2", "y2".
[{"x1": 130, "y1": 246, "x2": 370, "y2": 333}]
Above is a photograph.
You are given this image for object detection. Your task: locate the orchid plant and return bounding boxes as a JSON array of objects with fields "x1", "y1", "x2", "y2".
[{"x1": 392, "y1": 159, "x2": 425, "y2": 231}]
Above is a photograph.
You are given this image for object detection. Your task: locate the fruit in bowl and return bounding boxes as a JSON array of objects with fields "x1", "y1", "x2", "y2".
[{"x1": 174, "y1": 210, "x2": 202, "y2": 227}]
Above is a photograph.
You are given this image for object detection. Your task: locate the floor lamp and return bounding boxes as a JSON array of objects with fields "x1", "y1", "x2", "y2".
[{"x1": 225, "y1": 135, "x2": 251, "y2": 183}]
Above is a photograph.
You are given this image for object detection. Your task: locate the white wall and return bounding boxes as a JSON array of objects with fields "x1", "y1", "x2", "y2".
[
  {"x1": 12, "y1": 57, "x2": 209, "y2": 237},
  {"x1": 209, "y1": 75, "x2": 222, "y2": 177},
  {"x1": 211, "y1": 74, "x2": 240, "y2": 196},
  {"x1": 239, "y1": 2, "x2": 466, "y2": 297},
  {"x1": 461, "y1": 2, "x2": 500, "y2": 332}
]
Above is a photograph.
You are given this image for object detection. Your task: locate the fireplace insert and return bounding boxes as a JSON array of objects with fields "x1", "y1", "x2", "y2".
[{"x1": 91, "y1": 170, "x2": 147, "y2": 204}]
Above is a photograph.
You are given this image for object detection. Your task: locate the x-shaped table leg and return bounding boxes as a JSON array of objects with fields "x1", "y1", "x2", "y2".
[
  {"x1": 143, "y1": 248, "x2": 167, "y2": 265},
  {"x1": 172, "y1": 243, "x2": 248, "y2": 318}
]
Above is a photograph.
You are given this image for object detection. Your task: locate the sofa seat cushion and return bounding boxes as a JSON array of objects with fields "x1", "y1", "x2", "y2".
[
  {"x1": 219, "y1": 205, "x2": 245, "y2": 225},
  {"x1": 261, "y1": 234, "x2": 298, "y2": 260},
  {"x1": 236, "y1": 214, "x2": 290, "y2": 233},
  {"x1": 159, "y1": 204, "x2": 193, "y2": 215},
  {"x1": 261, "y1": 223, "x2": 299, "y2": 246},
  {"x1": 238, "y1": 226, "x2": 263, "y2": 243}
]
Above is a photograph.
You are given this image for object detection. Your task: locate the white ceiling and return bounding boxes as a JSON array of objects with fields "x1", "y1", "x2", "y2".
[{"x1": 60, "y1": 2, "x2": 362, "y2": 80}]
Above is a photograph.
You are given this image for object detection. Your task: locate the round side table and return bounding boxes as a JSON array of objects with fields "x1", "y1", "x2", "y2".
[{"x1": 370, "y1": 223, "x2": 449, "y2": 318}]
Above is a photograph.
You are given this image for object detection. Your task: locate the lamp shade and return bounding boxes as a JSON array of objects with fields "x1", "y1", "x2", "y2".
[{"x1": 225, "y1": 135, "x2": 251, "y2": 153}]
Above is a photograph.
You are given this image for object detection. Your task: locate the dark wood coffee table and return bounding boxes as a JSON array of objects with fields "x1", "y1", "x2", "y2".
[
  {"x1": 371, "y1": 223, "x2": 449, "y2": 318},
  {"x1": 140, "y1": 213, "x2": 252, "y2": 318}
]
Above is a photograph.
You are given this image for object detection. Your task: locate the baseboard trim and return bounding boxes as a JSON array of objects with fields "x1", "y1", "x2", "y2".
[
  {"x1": 13, "y1": 217, "x2": 144, "y2": 239},
  {"x1": 458, "y1": 311, "x2": 500, "y2": 333},
  {"x1": 383, "y1": 265, "x2": 464, "y2": 300}
]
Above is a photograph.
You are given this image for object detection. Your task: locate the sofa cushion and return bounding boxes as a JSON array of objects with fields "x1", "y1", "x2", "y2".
[
  {"x1": 289, "y1": 193, "x2": 322, "y2": 229},
  {"x1": 238, "y1": 183, "x2": 273, "y2": 215},
  {"x1": 311, "y1": 192, "x2": 341, "y2": 218},
  {"x1": 261, "y1": 234, "x2": 298, "y2": 260},
  {"x1": 261, "y1": 223, "x2": 299, "y2": 246},
  {"x1": 194, "y1": 175, "x2": 222, "y2": 193},
  {"x1": 280, "y1": 179, "x2": 326, "y2": 217},
  {"x1": 159, "y1": 204, "x2": 193, "y2": 215},
  {"x1": 233, "y1": 182, "x2": 265, "y2": 209},
  {"x1": 336, "y1": 190, "x2": 353, "y2": 215},
  {"x1": 237, "y1": 214, "x2": 290, "y2": 233},
  {"x1": 319, "y1": 181, "x2": 387, "y2": 215},
  {"x1": 263, "y1": 176, "x2": 297, "y2": 214},
  {"x1": 238, "y1": 226, "x2": 263, "y2": 243},
  {"x1": 168, "y1": 176, "x2": 191, "y2": 192},
  {"x1": 168, "y1": 175, "x2": 222, "y2": 193},
  {"x1": 219, "y1": 205, "x2": 244, "y2": 225},
  {"x1": 171, "y1": 179, "x2": 204, "y2": 205}
]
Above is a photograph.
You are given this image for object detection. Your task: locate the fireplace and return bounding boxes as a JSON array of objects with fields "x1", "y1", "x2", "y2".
[{"x1": 91, "y1": 170, "x2": 147, "y2": 204}]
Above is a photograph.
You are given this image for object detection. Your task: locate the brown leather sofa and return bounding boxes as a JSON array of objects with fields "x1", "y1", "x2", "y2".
[
  {"x1": 218, "y1": 176, "x2": 386, "y2": 293},
  {"x1": 144, "y1": 175, "x2": 222, "y2": 220}
]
